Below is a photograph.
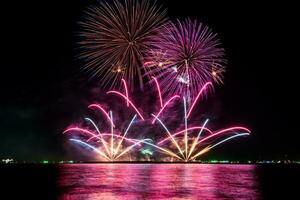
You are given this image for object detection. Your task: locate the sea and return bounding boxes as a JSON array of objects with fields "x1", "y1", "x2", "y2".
[{"x1": 1, "y1": 163, "x2": 299, "y2": 199}]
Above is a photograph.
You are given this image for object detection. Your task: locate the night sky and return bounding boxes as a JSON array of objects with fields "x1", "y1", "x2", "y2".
[{"x1": 0, "y1": 0, "x2": 298, "y2": 161}]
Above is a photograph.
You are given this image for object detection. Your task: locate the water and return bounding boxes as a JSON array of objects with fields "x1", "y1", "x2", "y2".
[{"x1": 1, "y1": 164, "x2": 299, "y2": 199}]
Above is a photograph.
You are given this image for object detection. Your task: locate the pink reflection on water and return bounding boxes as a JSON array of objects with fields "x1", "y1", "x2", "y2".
[{"x1": 58, "y1": 164, "x2": 260, "y2": 200}]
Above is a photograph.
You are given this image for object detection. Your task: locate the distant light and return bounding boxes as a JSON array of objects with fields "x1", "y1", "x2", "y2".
[
  {"x1": 42, "y1": 160, "x2": 49, "y2": 164},
  {"x1": 2, "y1": 159, "x2": 13, "y2": 164},
  {"x1": 220, "y1": 160, "x2": 229, "y2": 163}
]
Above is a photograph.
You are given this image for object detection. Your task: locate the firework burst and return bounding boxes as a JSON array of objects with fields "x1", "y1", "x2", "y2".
[
  {"x1": 63, "y1": 80, "x2": 152, "y2": 161},
  {"x1": 78, "y1": 0, "x2": 167, "y2": 90},
  {"x1": 63, "y1": 107, "x2": 150, "y2": 162},
  {"x1": 144, "y1": 18, "x2": 226, "y2": 104},
  {"x1": 150, "y1": 99, "x2": 250, "y2": 162},
  {"x1": 144, "y1": 82, "x2": 250, "y2": 162}
]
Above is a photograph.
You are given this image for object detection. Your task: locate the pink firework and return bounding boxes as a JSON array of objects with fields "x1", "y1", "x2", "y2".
[
  {"x1": 63, "y1": 80, "x2": 250, "y2": 162},
  {"x1": 145, "y1": 19, "x2": 226, "y2": 103}
]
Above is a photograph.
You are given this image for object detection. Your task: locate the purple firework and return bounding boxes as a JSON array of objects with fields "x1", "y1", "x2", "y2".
[{"x1": 144, "y1": 19, "x2": 226, "y2": 104}]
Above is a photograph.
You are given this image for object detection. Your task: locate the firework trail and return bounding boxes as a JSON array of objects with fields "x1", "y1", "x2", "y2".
[
  {"x1": 144, "y1": 18, "x2": 226, "y2": 104},
  {"x1": 78, "y1": 0, "x2": 167, "y2": 90}
]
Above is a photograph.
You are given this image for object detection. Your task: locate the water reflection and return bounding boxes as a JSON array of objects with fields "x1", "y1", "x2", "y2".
[{"x1": 58, "y1": 164, "x2": 260, "y2": 199}]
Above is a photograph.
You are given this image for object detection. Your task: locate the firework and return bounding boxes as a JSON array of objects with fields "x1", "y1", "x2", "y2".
[
  {"x1": 63, "y1": 108, "x2": 151, "y2": 161},
  {"x1": 63, "y1": 80, "x2": 250, "y2": 162},
  {"x1": 148, "y1": 96, "x2": 250, "y2": 162},
  {"x1": 78, "y1": 0, "x2": 167, "y2": 90},
  {"x1": 144, "y1": 18, "x2": 226, "y2": 104},
  {"x1": 63, "y1": 81, "x2": 151, "y2": 161},
  {"x1": 139, "y1": 81, "x2": 250, "y2": 162}
]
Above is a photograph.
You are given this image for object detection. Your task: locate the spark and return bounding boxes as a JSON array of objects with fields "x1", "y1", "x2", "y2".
[
  {"x1": 152, "y1": 76, "x2": 163, "y2": 108},
  {"x1": 85, "y1": 117, "x2": 110, "y2": 155},
  {"x1": 187, "y1": 119, "x2": 209, "y2": 159},
  {"x1": 86, "y1": 133, "x2": 141, "y2": 146},
  {"x1": 70, "y1": 139, "x2": 111, "y2": 161},
  {"x1": 115, "y1": 139, "x2": 152, "y2": 159},
  {"x1": 152, "y1": 114, "x2": 185, "y2": 158},
  {"x1": 157, "y1": 126, "x2": 213, "y2": 145},
  {"x1": 84, "y1": 118, "x2": 101, "y2": 136},
  {"x1": 121, "y1": 78, "x2": 129, "y2": 107},
  {"x1": 63, "y1": 127, "x2": 97, "y2": 137},
  {"x1": 190, "y1": 133, "x2": 250, "y2": 160},
  {"x1": 151, "y1": 95, "x2": 180, "y2": 124},
  {"x1": 114, "y1": 115, "x2": 137, "y2": 157},
  {"x1": 107, "y1": 91, "x2": 144, "y2": 120},
  {"x1": 211, "y1": 63, "x2": 225, "y2": 84},
  {"x1": 197, "y1": 126, "x2": 251, "y2": 145},
  {"x1": 187, "y1": 82, "x2": 213, "y2": 118},
  {"x1": 184, "y1": 97, "x2": 188, "y2": 159},
  {"x1": 110, "y1": 111, "x2": 114, "y2": 158},
  {"x1": 88, "y1": 104, "x2": 115, "y2": 127}
]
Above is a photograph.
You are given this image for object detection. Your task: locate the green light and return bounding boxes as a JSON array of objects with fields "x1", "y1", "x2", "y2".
[
  {"x1": 209, "y1": 160, "x2": 218, "y2": 163},
  {"x1": 220, "y1": 160, "x2": 229, "y2": 163},
  {"x1": 42, "y1": 160, "x2": 49, "y2": 164},
  {"x1": 141, "y1": 149, "x2": 153, "y2": 156}
]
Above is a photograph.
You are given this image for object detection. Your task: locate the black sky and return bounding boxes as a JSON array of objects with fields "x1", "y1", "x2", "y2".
[{"x1": 0, "y1": 0, "x2": 298, "y2": 161}]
